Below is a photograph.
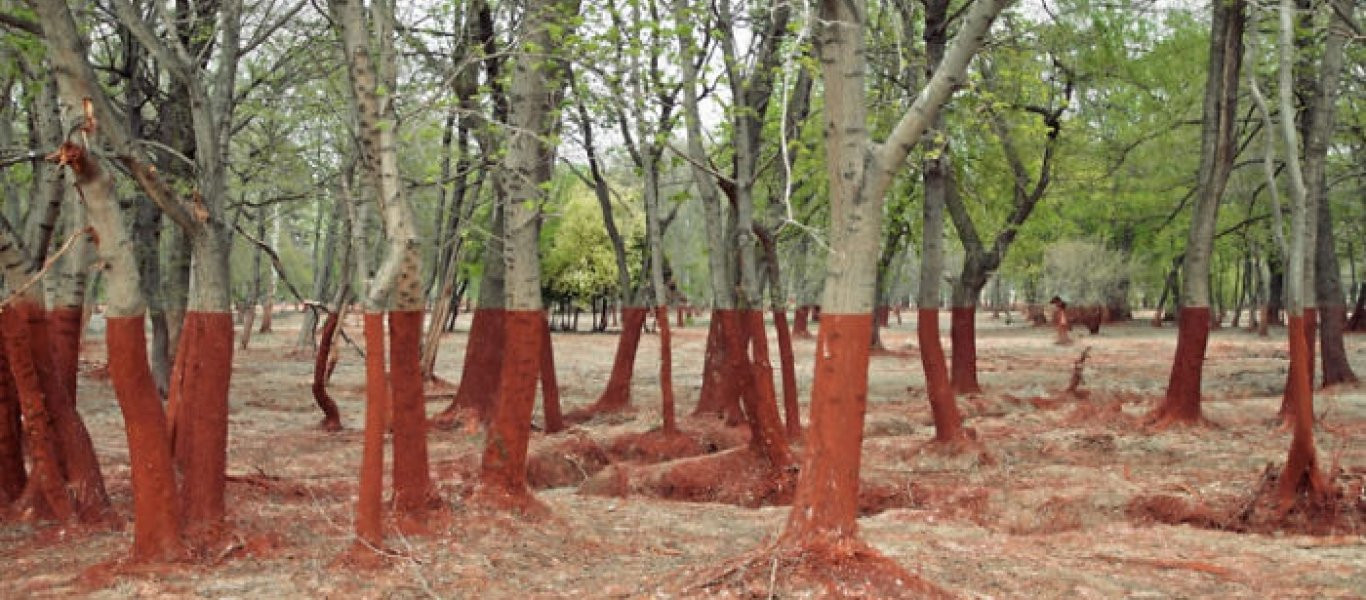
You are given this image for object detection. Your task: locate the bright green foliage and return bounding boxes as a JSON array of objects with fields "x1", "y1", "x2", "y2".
[{"x1": 541, "y1": 176, "x2": 645, "y2": 306}]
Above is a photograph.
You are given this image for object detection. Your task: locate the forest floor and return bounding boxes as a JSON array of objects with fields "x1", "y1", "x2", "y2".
[{"x1": 2, "y1": 309, "x2": 1364, "y2": 598}]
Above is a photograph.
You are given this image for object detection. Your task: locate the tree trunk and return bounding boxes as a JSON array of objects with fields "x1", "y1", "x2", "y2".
[
  {"x1": 436, "y1": 203, "x2": 505, "y2": 426},
  {"x1": 916, "y1": 0, "x2": 967, "y2": 444},
  {"x1": 1273, "y1": 0, "x2": 1328, "y2": 507},
  {"x1": 332, "y1": 0, "x2": 436, "y2": 531},
  {"x1": 1152, "y1": 0, "x2": 1245, "y2": 427},
  {"x1": 476, "y1": 0, "x2": 577, "y2": 512},
  {"x1": 35, "y1": 0, "x2": 186, "y2": 560},
  {"x1": 781, "y1": 0, "x2": 1007, "y2": 549}
]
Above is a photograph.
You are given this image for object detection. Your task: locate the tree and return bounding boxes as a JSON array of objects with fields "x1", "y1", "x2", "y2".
[
  {"x1": 774, "y1": 0, "x2": 1009, "y2": 583},
  {"x1": 33, "y1": 1, "x2": 184, "y2": 560},
  {"x1": 474, "y1": 0, "x2": 580, "y2": 512},
  {"x1": 331, "y1": 0, "x2": 439, "y2": 550},
  {"x1": 1148, "y1": 0, "x2": 1246, "y2": 428},
  {"x1": 1272, "y1": 0, "x2": 1342, "y2": 509},
  {"x1": 946, "y1": 47, "x2": 1071, "y2": 394}
]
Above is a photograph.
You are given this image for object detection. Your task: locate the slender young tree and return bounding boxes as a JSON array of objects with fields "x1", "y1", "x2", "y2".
[
  {"x1": 1272, "y1": 0, "x2": 1331, "y2": 508},
  {"x1": 915, "y1": 0, "x2": 969, "y2": 446}
]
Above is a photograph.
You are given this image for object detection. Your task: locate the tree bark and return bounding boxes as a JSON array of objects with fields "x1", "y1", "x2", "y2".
[
  {"x1": 476, "y1": 0, "x2": 578, "y2": 512},
  {"x1": 1152, "y1": 0, "x2": 1245, "y2": 426},
  {"x1": 781, "y1": 0, "x2": 1008, "y2": 548},
  {"x1": 34, "y1": 0, "x2": 186, "y2": 560}
]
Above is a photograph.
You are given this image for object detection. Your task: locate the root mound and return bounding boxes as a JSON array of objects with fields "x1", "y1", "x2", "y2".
[
  {"x1": 675, "y1": 538, "x2": 954, "y2": 599},
  {"x1": 525, "y1": 432, "x2": 612, "y2": 489},
  {"x1": 1126, "y1": 465, "x2": 1366, "y2": 536},
  {"x1": 605, "y1": 428, "x2": 705, "y2": 464},
  {"x1": 579, "y1": 447, "x2": 795, "y2": 507}
]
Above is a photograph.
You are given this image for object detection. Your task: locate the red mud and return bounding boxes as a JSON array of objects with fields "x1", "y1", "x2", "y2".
[
  {"x1": 1149, "y1": 306, "x2": 1213, "y2": 427},
  {"x1": 435, "y1": 307, "x2": 504, "y2": 426},
  {"x1": 104, "y1": 316, "x2": 185, "y2": 561},
  {"x1": 167, "y1": 311, "x2": 233, "y2": 533}
]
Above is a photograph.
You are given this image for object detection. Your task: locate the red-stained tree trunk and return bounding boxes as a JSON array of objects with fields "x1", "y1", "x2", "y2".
[
  {"x1": 312, "y1": 309, "x2": 344, "y2": 431},
  {"x1": 792, "y1": 305, "x2": 812, "y2": 339},
  {"x1": 355, "y1": 313, "x2": 388, "y2": 547},
  {"x1": 739, "y1": 311, "x2": 796, "y2": 468},
  {"x1": 0, "y1": 344, "x2": 24, "y2": 505},
  {"x1": 573, "y1": 307, "x2": 647, "y2": 417},
  {"x1": 37, "y1": 0, "x2": 187, "y2": 560},
  {"x1": 1151, "y1": 0, "x2": 1245, "y2": 427},
  {"x1": 474, "y1": 0, "x2": 577, "y2": 513},
  {"x1": 948, "y1": 307, "x2": 980, "y2": 394},
  {"x1": 332, "y1": 0, "x2": 438, "y2": 544},
  {"x1": 167, "y1": 311, "x2": 233, "y2": 534},
  {"x1": 1, "y1": 304, "x2": 74, "y2": 521},
  {"x1": 436, "y1": 202, "x2": 506, "y2": 427},
  {"x1": 694, "y1": 313, "x2": 743, "y2": 423},
  {"x1": 477, "y1": 311, "x2": 543, "y2": 511},
  {"x1": 780, "y1": 0, "x2": 1007, "y2": 556},
  {"x1": 388, "y1": 310, "x2": 437, "y2": 515},
  {"x1": 655, "y1": 307, "x2": 678, "y2": 434},
  {"x1": 540, "y1": 313, "x2": 564, "y2": 433},
  {"x1": 772, "y1": 308, "x2": 801, "y2": 439},
  {"x1": 919, "y1": 309, "x2": 964, "y2": 443}
]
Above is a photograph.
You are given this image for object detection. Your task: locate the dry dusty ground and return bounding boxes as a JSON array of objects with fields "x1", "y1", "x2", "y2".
[{"x1": 2, "y1": 309, "x2": 1364, "y2": 598}]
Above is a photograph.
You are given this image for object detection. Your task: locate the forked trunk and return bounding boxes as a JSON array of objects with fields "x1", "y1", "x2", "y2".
[{"x1": 1276, "y1": 315, "x2": 1328, "y2": 506}]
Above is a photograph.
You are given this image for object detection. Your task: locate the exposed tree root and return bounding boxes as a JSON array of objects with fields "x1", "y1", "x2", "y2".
[
  {"x1": 675, "y1": 537, "x2": 954, "y2": 599},
  {"x1": 1126, "y1": 464, "x2": 1365, "y2": 536},
  {"x1": 1142, "y1": 409, "x2": 1219, "y2": 432}
]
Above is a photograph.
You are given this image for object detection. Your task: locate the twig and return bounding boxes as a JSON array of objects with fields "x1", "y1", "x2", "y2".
[
  {"x1": 1066, "y1": 346, "x2": 1092, "y2": 393},
  {"x1": 233, "y1": 221, "x2": 364, "y2": 357},
  {"x1": 0, "y1": 227, "x2": 93, "y2": 313}
]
